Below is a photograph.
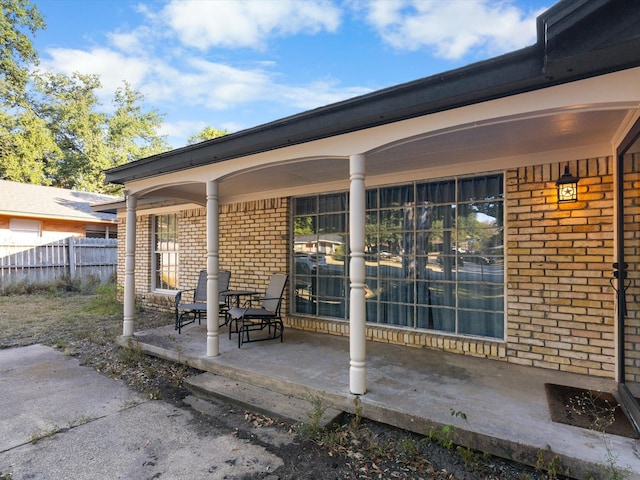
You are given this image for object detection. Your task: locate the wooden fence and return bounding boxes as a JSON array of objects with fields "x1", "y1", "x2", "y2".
[{"x1": 0, "y1": 238, "x2": 118, "y2": 289}]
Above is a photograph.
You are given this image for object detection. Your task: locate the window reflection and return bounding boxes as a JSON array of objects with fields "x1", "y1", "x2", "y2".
[{"x1": 292, "y1": 174, "x2": 504, "y2": 339}]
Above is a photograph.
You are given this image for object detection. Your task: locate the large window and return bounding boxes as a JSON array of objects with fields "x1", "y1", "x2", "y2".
[
  {"x1": 153, "y1": 214, "x2": 179, "y2": 291},
  {"x1": 292, "y1": 174, "x2": 505, "y2": 339}
]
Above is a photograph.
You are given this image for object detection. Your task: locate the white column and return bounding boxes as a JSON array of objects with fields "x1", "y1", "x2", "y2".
[
  {"x1": 122, "y1": 193, "x2": 137, "y2": 337},
  {"x1": 206, "y1": 180, "x2": 221, "y2": 357},
  {"x1": 349, "y1": 154, "x2": 367, "y2": 395}
]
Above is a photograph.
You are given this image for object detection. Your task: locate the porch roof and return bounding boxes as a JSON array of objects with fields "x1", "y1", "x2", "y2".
[{"x1": 104, "y1": 0, "x2": 640, "y2": 190}]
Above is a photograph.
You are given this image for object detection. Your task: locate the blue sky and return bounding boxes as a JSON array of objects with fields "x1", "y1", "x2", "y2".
[{"x1": 33, "y1": 0, "x2": 551, "y2": 148}]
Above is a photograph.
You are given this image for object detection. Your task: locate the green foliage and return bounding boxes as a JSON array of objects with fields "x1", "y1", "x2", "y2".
[
  {"x1": 28, "y1": 424, "x2": 60, "y2": 444},
  {"x1": 118, "y1": 341, "x2": 146, "y2": 367},
  {"x1": 300, "y1": 395, "x2": 327, "y2": 436},
  {"x1": 294, "y1": 216, "x2": 315, "y2": 235},
  {"x1": 87, "y1": 282, "x2": 122, "y2": 315},
  {"x1": 450, "y1": 408, "x2": 468, "y2": 421},
  {"x1": 0, "y1": 275, "x2": 111, "y2": 297},
  {"x1": 187, "y1": 126, "x2": 229, "y2": 145},
  {"x1": 2, "y1": 71, "x2": 170, "y2": 192},
  {"x1": 428, "y1": 423, "x2": 456, "y2": 450},
  {"x1": 0, "y1": 3, "x2": 170, "y2": 193},
  {"x1": 0, "y1": 0, "x2": 44, "y2": 101},
  {"x1": 535, "y1": 449, "x2": 564, "y2": 480}
]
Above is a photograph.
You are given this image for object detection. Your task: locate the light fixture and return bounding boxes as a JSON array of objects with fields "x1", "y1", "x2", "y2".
[{"x1": 556, "y1": 165, "x2": 579, "y2": 203}]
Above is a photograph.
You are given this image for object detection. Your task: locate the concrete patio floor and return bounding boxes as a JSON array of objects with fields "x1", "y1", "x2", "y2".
[{"x1": 119, "y1": 323, "x2": 640, "y2": 479}]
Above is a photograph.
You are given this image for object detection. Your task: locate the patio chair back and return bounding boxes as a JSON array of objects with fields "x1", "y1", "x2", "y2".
[
  {"x1": 218, "y1": 270, "x2": 231, "y2": 302},
  {"x1": 262, "y1": 273, "x2": 288, "y2": 313},
  {"x1": 194, "y1": 270, "x2": 207, "y2": 302},
  {"x1": 194, "y1": 269, "x2": 231, "y2": 303}
]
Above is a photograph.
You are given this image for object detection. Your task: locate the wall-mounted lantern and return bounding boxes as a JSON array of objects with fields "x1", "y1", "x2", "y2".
[{"x1": 556, "y1": 165, "x2": 579, "y2": 203}]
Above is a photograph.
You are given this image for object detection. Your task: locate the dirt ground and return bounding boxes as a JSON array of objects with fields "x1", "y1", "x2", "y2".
[{"x1": 0, "y1": 291, "x2": 559, "y2": 479}]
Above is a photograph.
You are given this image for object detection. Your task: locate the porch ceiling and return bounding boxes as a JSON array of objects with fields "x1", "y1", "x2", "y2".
[{"x1": 142, "y1": 107, "x2": 630, "y2": 207}]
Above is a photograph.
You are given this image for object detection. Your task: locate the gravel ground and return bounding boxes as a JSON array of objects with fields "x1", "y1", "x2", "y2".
[{"x1": 0, "y1": 292, "x2": 559, "y2": 480}]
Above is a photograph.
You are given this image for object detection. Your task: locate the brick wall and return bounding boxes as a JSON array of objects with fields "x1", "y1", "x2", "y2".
[
  {"x1": 118, "y1": 198, "x2": 290, "y2": 313},
  {"x1": 506, "y1": 158, "x2": 616, "y2": 377},
  {"x1": 219, "y1": 198, "x2": 289, "y2": 313}
]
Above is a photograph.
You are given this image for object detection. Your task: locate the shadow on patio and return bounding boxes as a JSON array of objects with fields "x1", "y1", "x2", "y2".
[{"x1": 118, "y1": 323, "x2": 640, "y2": 479}]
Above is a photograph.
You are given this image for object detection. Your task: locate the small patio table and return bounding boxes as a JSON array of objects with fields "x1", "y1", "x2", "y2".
[
  {"x1": 222, "y1": 290, "x2": 258, "y2": 308},
  {"x1": 222, "y1": 290, "x2": 258, "y2": 331}
]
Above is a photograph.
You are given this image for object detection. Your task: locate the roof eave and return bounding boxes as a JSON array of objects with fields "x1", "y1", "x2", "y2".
[{"x1": 105, "y1": 46, "x2": 545, "y2": 185}]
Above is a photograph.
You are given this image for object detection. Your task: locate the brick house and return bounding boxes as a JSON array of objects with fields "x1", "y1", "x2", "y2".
[{"x1": 99, "y1": 0, "x2": 640, "y2": 423}]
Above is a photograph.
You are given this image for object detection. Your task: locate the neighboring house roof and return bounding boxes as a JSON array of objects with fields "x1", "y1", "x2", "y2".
[
  {"x1": 104, "y1": 0, "x2": 640, "y2": 186},
  {"x1": 0, "y1": 180, "x2": 118, "y2": 224}
]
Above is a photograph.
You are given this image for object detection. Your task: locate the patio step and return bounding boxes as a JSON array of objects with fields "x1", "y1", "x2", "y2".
[{"x1": 184, "y1": 372, "x2": 344, "y2": 428}]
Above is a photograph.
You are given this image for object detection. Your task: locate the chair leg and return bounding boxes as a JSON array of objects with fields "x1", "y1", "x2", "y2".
[{"x1": 228, "y1": 317, "x2": 237, "y2": 339}]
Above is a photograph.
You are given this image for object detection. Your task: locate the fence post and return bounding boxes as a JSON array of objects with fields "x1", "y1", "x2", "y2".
[{"x1": 68, "y1": 237, "x2": 76, "y2": 278}]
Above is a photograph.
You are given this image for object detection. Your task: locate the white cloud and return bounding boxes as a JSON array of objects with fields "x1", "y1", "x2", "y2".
[
  {"x1": 362, "y1": 0, "x2": 545, "y2": 59},
  {"x1": 161, "y1": 0, "x2": 342, "y2": 50},
  {"x1": 159, "y1": 119, "x2": 206, "y2": 141},
  {"x1": 176, "y1": 58, "x2": 274, "y2": 109},
  {"x1": 40, "y1": 47, "x2": 151, "y2": 106},
  {"x1": 274, "y1": 79, "x2": 371, "y2": 110},
  {"x1": 41, "y1": 43, "x2": 366, "y2": 128},
  {"x1": 108, "y1": 28, "x2": 151, "y2": 55}
]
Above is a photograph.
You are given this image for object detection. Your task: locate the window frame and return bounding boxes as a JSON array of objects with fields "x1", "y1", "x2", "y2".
[
  {"x1": 151, "y1": 213, "x2": 179, "y2": 293},
  {"x1": 291, "y1": 173, "x2": 505, "y2": 340}
]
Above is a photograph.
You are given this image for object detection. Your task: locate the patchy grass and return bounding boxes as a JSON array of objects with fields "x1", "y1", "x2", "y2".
[
  {"x1": 0, "y1": 289, "x2": 168, "y2": 349},
  {"x1": 0, "y1": 289, "x2": 195, "y2": 402}
]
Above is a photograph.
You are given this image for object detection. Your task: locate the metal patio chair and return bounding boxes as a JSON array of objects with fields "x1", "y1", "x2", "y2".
[
  {"x1": 227, "y1": 273, "x2": 288, "y2": 348},
  {"x1": 175, "y1": 269, "x2": 231, "y2": 333}
]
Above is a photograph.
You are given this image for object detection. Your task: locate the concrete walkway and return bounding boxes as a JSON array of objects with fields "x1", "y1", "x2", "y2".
[
  {"x1": 123, "y1": 323, "x2": 640, "y2": 480},
  {"x1": 0, "y1": 344, "x2": 292, "y2": 480}
]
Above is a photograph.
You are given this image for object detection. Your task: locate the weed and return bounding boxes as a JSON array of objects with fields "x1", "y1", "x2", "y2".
[
  {"x1": 0, "y1": 472, "x2": 13, "y2": 479},
  {"x1": 28, "y1": 424, "x2": 60, "y2": 444},
  {"x1": 456, "y1": 445, "x2": 477, "y2": 467},
  {"x1": 121, "y1": 399, "x2": 141, "y2": 410},
  {"x1": 450, "y1": 408, "x2": 468, "y2": 422},
  {"x1": 567, "y1": 391, "x2": 631, "y2": 480},
  {"x1": 535, "y1": 447, "x2": 565, "y2": 480},
  {"x1": 428, "y1": 423, "x2": 456, "y2": 449},
  {"x1": 119, "y1": 341, "x2": 146, "y2": 367},
  {"x1": 87, "y1": 282, "x2": 121, "y2": 315},
  {"x1": 350, "y1": 396, "x2": 363, "y2": 431},
  {"x1": 68, "y1": 414, "x2": 94, "y2": 428},
  {"x1": 300, "y1": 395, "x2": 326, "y2": 436},
  {"x1": 148, "y1": 388, "x2": 160, "y2": 400},
  {"x1": 399, "y1": 435, "x2": 421, "y2": 456}
]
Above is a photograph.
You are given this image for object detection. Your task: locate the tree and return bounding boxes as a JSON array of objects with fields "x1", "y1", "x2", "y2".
[
  {"x1": 0, "y1": 0, "x2": 45, "y2": 180},
  {"x1": 29, "y1": 71, "x2": 107, "y2": 190},
  {"x1": 187, "y1": 126, "x2": 229, "y2": 145},
  {"x1": 108, "y1": 82, "x2": 169, "y2": 166},
  {"x1": 0, "y1": 0, "x2": 44, "y2": 104},
  {"x1": 1, "y1": 71, "x2": 170, "y2": 193},
  {"x1": 0, "y1": 106, "x2": 56, "y2": 184},
  {"x1": 0, "y1": 0, "x2": 170, "y2": 194}
]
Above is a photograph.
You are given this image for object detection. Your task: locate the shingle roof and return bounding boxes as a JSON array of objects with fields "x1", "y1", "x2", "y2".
[{"x1": 0, "y1": 180, "x2": 118, "y2": 224}]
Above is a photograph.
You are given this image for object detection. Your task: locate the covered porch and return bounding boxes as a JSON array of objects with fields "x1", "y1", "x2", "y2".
[{"x1": 119, "y1": 323, "x2": 640, "y2": 479}]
